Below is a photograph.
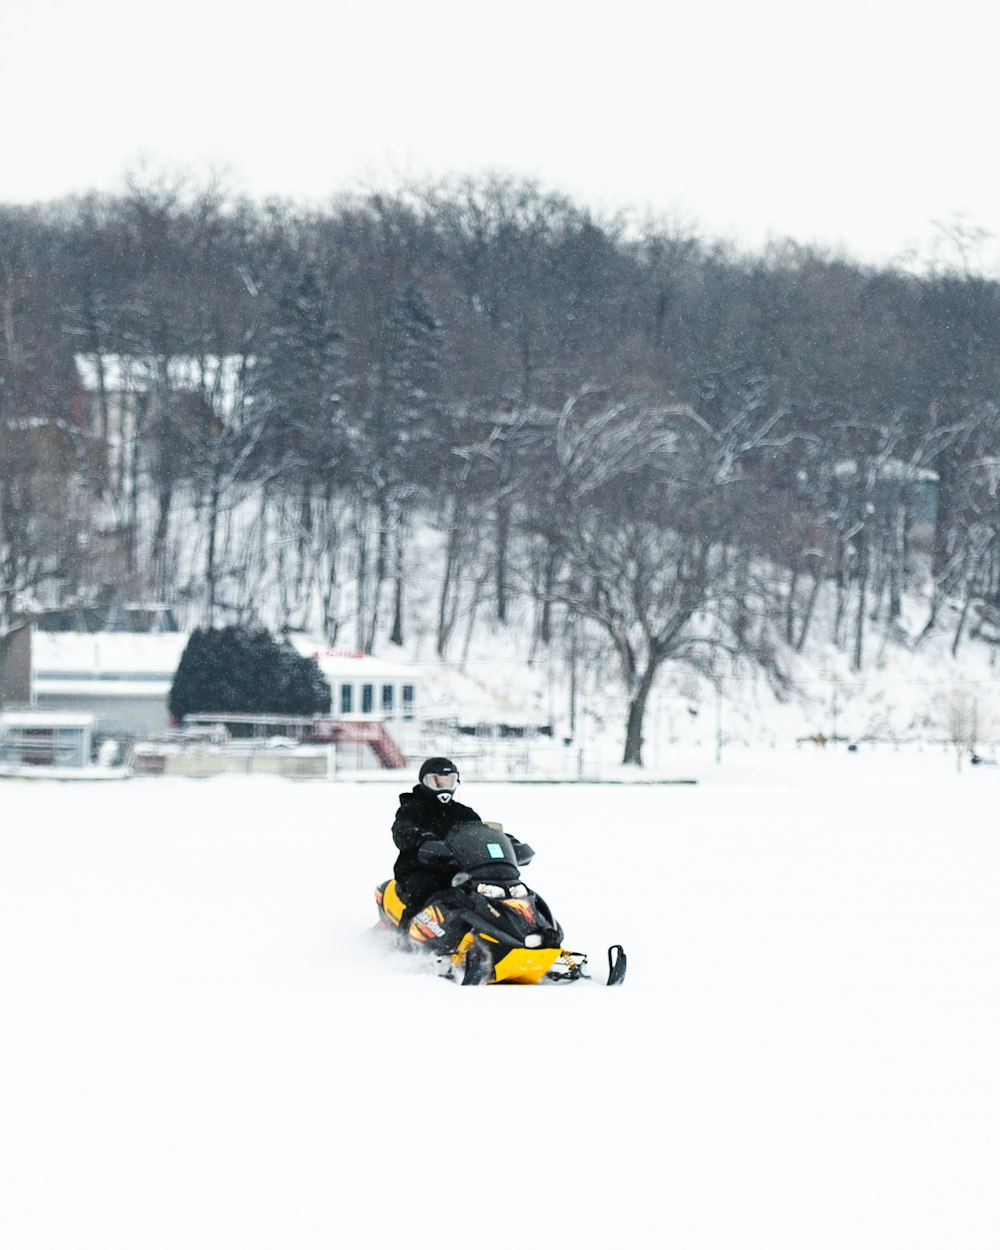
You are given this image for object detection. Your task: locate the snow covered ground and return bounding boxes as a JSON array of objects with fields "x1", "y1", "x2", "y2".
[{"x1": 2, "y1": 747, "x2": 998, "y2": 1249}]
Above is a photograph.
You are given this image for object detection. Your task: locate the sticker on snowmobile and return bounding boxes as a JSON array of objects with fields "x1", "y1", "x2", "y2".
[
  {"x1": 486, "y1": 842, "x2": 505, "y2": 859},
  {"x1": 412, "y1": 906, "x2": 447, "y2": 941},
  {"x1": 502, "y1": 898, "x2": 537, "y2": 923}
]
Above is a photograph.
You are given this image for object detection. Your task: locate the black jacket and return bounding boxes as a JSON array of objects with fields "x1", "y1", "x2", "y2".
[{"x1": 392, "y1": 786, "x2": 482, "y2": 889}]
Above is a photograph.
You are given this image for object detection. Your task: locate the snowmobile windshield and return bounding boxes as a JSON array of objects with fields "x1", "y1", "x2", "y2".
[{"x1": 446, "y1": 822, "x2": 520, "y2": 874}]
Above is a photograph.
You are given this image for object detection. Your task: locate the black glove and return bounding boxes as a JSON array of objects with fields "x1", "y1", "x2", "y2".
[{"x1": 417, "y1": 839, "x2": 454, "y2": 866}]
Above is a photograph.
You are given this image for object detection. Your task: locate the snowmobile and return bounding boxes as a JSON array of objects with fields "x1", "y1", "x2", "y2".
[{"x1": 374, "y1": 821, "x2": 626, "y2": 986}]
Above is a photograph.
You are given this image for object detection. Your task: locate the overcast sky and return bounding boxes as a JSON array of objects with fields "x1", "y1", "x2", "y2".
[{"x1": 3, "y1": 0, "x2": 998, "y2": 268}]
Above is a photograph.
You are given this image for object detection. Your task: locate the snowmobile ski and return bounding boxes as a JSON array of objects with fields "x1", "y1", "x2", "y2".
[{"x1": 606, "y1": 944, "x2": 627, "y2": 986}]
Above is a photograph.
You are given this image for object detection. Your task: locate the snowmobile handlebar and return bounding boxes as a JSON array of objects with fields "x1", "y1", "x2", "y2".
[{"x1": 417, "y1": 839, "x2": 455, "y2": 866}]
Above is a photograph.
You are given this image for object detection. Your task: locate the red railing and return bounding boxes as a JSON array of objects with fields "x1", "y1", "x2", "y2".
[{"x1": 309, "y1": 718, "x2": 407, "y2": 769}]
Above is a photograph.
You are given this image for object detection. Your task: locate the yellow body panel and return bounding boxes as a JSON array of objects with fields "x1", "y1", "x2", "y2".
[
  {"x1": 491, "y1": 946, "x2": 562, "y2": 984},
  {"x1": 381, "y1": 879, "x2": 405, "y2": 925},
  {"x1": 380, "y1": 878, "x2": 564, "y2": 985}
]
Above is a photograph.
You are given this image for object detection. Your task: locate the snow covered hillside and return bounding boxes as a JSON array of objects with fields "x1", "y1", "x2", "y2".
[
  {"x1": 2, "y1": 749, "x2": 998, "y2": 1249},
  {"x1": 402, "y1": 583, "x2": 1000, "y2": 774}
]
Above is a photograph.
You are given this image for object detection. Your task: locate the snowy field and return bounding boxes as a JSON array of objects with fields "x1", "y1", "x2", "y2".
[{"x1": 2, "y1": 746, "x2": 998, "y2": 1249}]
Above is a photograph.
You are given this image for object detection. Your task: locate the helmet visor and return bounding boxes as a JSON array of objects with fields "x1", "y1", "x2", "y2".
[{"x1": 423, "y1": 771, "x2": 457, "y2": 792}]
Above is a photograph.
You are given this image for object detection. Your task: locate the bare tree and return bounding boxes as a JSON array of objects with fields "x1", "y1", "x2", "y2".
[{"x1": 942, "y1": 687, "x2": 980, "y2": 771}]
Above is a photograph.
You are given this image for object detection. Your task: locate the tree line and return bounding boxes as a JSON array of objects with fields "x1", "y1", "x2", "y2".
[{"x1": 3, "y1": 173, "x2": 1000, "y2": 762}]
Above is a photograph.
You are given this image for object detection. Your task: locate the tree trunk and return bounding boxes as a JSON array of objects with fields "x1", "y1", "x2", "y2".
[
  {"x1": 125, "y1": 425, "x2": 140, "y2": 575},
  {"x1": 354, "y1": 515, "x2": 370, "y2": 653},
  {"x1": 952, "y1": 545, "x2": 987, "y2": 657},
  {"x1": 852, "y1": 527, "x2": 869, "y2": 672},
  {"x1": 495, "y1": 500, "x2": 509, "y2": 624},
  {"x1": 390, "y1": 522, "x2": 404, "y2": 646},
  {"x1": 567, "y1": 618, "x2": 578, "y2": 740},
  {"x1": 539, "y1": 543, "x2": 558, "y2": 645},
  {"x1": 785, "y1": 566, "x2": 799, "y2": 646},
  {"x1": 888, "y1": 499, "x2": 908, "y2": 622},
  {"x1": 436, "y1": 499, "x2": 462, "y2": 658},
  {"x1": 622, "y1": 661, "x2": 659, "y2": 766},
  {"x1": 322, "y1": 550, "x2": 340, "y2": 646},
  {"x1": 205, "y1": 471, "x2": 222, "y2": 628},
  {"x1": 366, "y1": 496, "x2": 391, "y2": 652},
  {"x1": 795, "y1": 569, "x2": 823, "y2": 653},
  {"x1": 152, "y1": 479, "x2": 173, "y2": 584}
]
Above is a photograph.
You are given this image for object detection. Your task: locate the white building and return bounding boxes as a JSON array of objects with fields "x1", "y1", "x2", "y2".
[
  {"x1": 290, "y1": 639, "x2": 417, "y2": 723},
  {"x1": 30, "y1": 629, "x2": 190, "y2": 735},
  {"x1": 16, "y1": 627, "x2": 423, "y2": 749},
  {"x1": 0, "y1": 710, "x2": 95, "y2": 770},
  {"x1": 0, "y1": 710, "x2": 135, "y2": 778},
  {"x1": 286, "y1": 639, "x2": 421, "y2": 759}
]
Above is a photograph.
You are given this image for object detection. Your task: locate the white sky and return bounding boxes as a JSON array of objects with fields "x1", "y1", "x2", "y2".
[{"x1": 2, "y1": 0, "x2": 999, "y2": 267}]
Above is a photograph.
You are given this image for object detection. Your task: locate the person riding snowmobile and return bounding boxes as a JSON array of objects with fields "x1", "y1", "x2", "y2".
[
  {"x1": 391, "y1": 757, "x2": 482, "y2": 930},
  {"x1": 392, "y1": 758, "x2": 535, "y2": 928},
  {"x1": 381, "y1": 758, "x2": 622, "y2": 985}
]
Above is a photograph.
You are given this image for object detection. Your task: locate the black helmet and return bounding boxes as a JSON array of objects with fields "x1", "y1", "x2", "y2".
[{"x1": 419, "y1": 756, "x2": 460, "y2": 804}]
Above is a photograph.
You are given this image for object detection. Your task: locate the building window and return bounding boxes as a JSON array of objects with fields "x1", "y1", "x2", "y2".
[
  {"x1": 361, "y1": 683, "x2": 374, "y2": 714},
  {"x1": 402, "y1": 685, "x2": 414, "y2": 720},
  {"x1": 381, "y1": 684, "x2": 394, "y2": 713},
  {"x1": 340, "y1": 684, "x2": 353, "y2": 715}
]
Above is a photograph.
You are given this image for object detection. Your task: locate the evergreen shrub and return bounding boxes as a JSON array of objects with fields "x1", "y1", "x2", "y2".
[{"x1": 168, "y1": 627, "x2": 330, "y2": 725}]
